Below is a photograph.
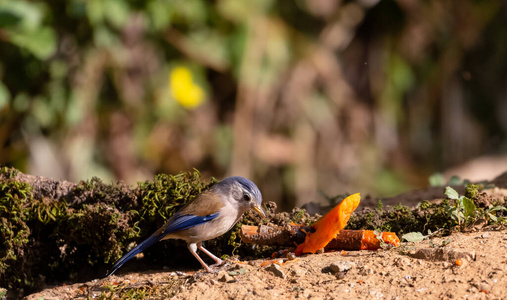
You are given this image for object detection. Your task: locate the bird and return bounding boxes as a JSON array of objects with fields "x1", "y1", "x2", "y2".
[{"x1": 107, "y1": 176, "x2": 265, "y2": 275}]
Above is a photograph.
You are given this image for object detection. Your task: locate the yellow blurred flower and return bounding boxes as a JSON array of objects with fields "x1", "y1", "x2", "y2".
[{"x1": 169, "y1": 66, "x2": 205, "y2": 109}]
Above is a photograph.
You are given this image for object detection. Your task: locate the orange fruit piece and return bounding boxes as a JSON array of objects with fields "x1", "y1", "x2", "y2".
[
  {"x1": 295, "y1": 193, "x2": 361, "y2": 255},
  {"x1": 361, "y1": 231, "x2": 401, "y2": 249}
]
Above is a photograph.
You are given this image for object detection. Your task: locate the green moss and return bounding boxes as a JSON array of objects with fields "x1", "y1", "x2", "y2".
[
  {"x1": 347, "y1": 199, "x2": 464, "y2": 237},
  {"x1": 0, "y1": 179, "x2": 33, "y2": 290},
  {"x1": 0, "y1": 166, "x2": 18, "y2": 179},
  {"x1": 291, "y1": 208, "x2": 306, "y2": 224},
  {"x1": 97, "y1": 277, "x2": 183, "y2": 299},
  {"x1": 419, "y1": 200, "x2": 430, "y2": 210},
  {"x1": 136, "y1": 170, "x2": 217, "y2": 223},
  {"x1": 465, "y1": 183, "x2": 481, "y2": 199}
]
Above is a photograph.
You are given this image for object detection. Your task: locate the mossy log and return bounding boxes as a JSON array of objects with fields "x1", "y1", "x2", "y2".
[{"x1": 0, "y1": 167, "x2": 222, "y2": 297}]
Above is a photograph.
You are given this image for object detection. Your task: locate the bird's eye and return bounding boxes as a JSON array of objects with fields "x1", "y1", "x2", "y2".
[{"x1": 243, "y1": 194, "x2": 251, "y2": 201}]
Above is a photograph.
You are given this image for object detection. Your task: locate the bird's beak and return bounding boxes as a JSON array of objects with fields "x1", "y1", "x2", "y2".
[{"x1": 251, "y1": 204, "x2": 266, "y2": 218}]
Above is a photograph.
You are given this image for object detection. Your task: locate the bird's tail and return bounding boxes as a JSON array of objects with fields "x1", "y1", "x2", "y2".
[{"x1": 106, "y1": 234, "x2": 161, "y2": 276}]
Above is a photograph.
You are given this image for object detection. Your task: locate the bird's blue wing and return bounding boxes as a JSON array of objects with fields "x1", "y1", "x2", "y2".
[
  {"x1": 106, "y1": 212, "x2": 219, "y2": 276},
  {"x1": 161, "y1": 212, "x2": 220, "y2": 236}
]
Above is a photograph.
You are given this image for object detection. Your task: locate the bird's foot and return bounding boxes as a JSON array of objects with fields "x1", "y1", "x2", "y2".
[
  {"x1": 210, "y1": 261, "x2": 230, "y2": 272},
  {"x1": 210, "y1": 259, "x2": 224, "y2": 268},
  {"x1": 200, "y1": 264, "x2": 214, "y2": 273},
  {"x1": 200, "y1": 260, "x2": 228, "y2": 273}
]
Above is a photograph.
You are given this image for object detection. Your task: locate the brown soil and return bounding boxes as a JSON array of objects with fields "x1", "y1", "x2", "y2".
[{"x1": 26, "y1": 228, "x2": 507, "y2": 299}]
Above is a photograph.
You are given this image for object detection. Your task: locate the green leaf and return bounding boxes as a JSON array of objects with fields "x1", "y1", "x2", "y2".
[
  {"x1": 401, "y1": 232, "x2": 425, "y2": 242},
  {"x1": 428, "y1": 173, "x2": 445, "y2": 186},
  {"x1": 444, "y1": 186, "x2": 459, "y2": 200},
  {"x1": 87, "y1": 0, "x2": 105, "y2": 25},
  {"x1": 146, "y1": 0, "x2": 172, "y2": 31},
  {"x1": 104, "y1": 0, "x2": 130, "y2": 29},
  {"x1": 462, "y1": 197, "x2": 476, "y2": 218},
  {"x1": 6, "y1": 27, "x2": 56, "y2": 59},
  {"x1": 488, "y1": 206, "x2": 507, "y2": 212},
  {"x1": 0, "y1": 8, "x2": 22, "y2": 28},
  {"x1": 0, "y1": 1, "x2": 43, "y2": 30},
  {"x1": 487, "y1": 213, "x2": 497, "y2": 222},
  {"x1": 456, "y1": 197, "x2": 465, "y2": 211},
  {"x1": 446, "y1": 206, "x2": 463, "y2": 223}
]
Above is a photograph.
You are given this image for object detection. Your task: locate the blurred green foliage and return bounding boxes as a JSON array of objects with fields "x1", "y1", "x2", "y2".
[{"x1": 1, "y1": 0, "x2": 507, "y2": 210}]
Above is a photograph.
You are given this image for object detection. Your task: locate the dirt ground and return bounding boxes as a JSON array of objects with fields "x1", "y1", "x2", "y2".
[{"x1": 26, "y1": 227, "x2": 507, "y2": 300}]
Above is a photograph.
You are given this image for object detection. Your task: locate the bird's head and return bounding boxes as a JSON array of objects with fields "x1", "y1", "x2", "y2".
[{"x1": 215, "y1": 176, "x2": 266, "y2": 217}]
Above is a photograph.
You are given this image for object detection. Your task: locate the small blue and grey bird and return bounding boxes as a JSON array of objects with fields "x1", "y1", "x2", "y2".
[{"x1": 107, "y1": 176, "x2": 265, "y2": 275}]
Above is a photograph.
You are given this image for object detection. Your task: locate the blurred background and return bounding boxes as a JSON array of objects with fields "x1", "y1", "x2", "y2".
[{"x1": 1, "y1": 0, "x2": 506, "y2": 210}]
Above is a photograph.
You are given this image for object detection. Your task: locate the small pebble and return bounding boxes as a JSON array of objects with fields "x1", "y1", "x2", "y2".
[
  {"x1": 266, "y1": 263, "x2": 286, "y2": 279},
  {"x1": 479, "y1": 283, "x2": 491, "y2": 294},
  {"x1": 218, "y1": 273, "x2": 234, "y2": 283},
  {"x1": 290, "y1": 267, "x2": 306, "y2": 277},
  {"x1": 335, "y1": 272, "x2": 346, "y2": 279},
  {"x1": 286, "y1": 252, "x2": 296, "y2": 260},
  {"x1": 329, "y1": 261, "x2": 354, "y2": 274}
]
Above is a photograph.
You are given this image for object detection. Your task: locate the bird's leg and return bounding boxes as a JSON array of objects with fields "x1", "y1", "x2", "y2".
[
  {"x1": 197, "y1": 241, "x2": 223, "y2": 267},
  {"x1": 187, "y1": 243, "x2": 213, "y2": 273}
]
